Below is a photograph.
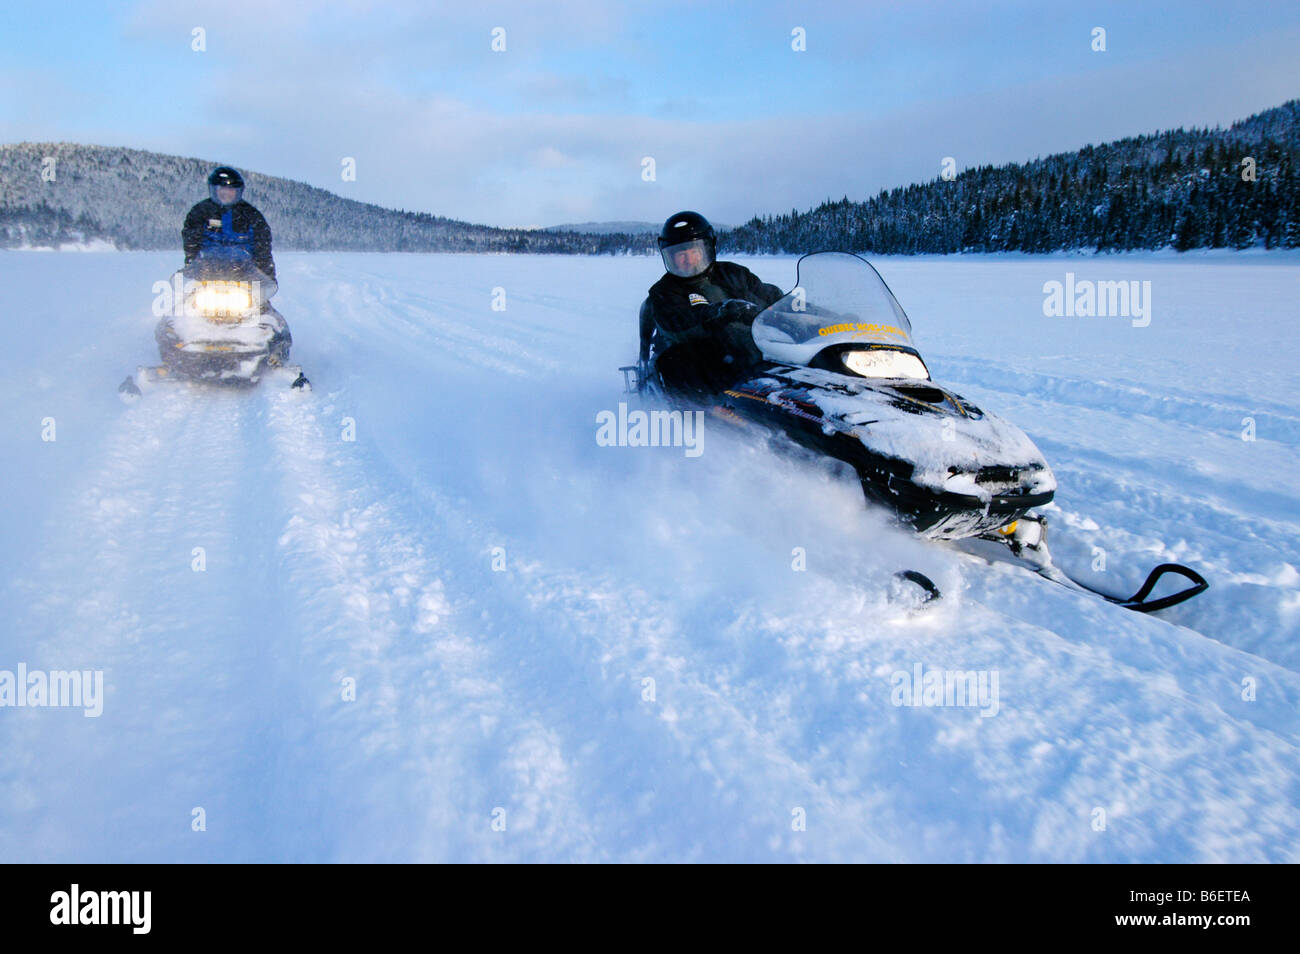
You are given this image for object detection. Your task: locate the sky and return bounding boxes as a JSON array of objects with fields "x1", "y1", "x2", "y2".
[{"x1": 2, "y1": 0, "x2": 1298, "y2": 229}]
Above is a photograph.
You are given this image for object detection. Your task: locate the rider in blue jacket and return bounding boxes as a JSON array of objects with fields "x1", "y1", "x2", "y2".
[{"x1": 182, "y1": 167, "x2": 276, "y2": 280}]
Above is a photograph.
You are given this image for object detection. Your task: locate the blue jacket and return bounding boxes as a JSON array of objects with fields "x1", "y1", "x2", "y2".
[{"x1": 182, "y1": 199, "x2": 276, "y2": 279}]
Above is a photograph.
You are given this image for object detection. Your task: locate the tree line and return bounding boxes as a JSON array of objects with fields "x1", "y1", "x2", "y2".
[
  {"x1": 723, "y1": 100, "x2": 1300, "y2": 255},
  {"x1": 3, "y1": 98, "x2": 1297, "y2": 255}
]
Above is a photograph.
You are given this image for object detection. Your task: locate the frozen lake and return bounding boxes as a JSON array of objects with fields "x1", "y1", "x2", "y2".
[{"x1": 0, "y1": 248, "x2": 1297, "y2": 862}]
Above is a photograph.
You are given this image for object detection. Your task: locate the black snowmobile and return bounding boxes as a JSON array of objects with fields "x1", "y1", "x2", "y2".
[
  {"x1": 119, "y1": 255, "x2": 308, "y2": 397},
  {"x1": 623, "y1": 251, "x2": 1206, "y2": 612}
]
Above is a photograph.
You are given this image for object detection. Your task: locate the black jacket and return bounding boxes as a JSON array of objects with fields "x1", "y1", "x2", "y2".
[
  {"x1": 639, "y1": 261, "x2": 784, "y2": 362},
  {"x1": 182, "y1": 199, "x2": 276, "y2": 279}
]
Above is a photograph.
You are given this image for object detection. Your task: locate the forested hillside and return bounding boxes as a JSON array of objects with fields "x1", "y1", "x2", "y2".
[
  {"x1": 0, "y1": 143, "x2": 649, "y2": 254},
  {"x1": 724, "y1": 99, "x2": 1300, "y2": 254}
]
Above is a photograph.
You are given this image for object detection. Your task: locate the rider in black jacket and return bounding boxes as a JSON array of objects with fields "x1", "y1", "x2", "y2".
[
  {"x1": 182, "y1": 167, "x2": 276, "y2": 280},
  {"x1": 639, "y1": 211, "x2": 783, "y2": 391}
]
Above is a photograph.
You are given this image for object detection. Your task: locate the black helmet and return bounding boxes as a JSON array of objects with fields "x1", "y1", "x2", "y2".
[
  {"x1": 658, "y1": 211, "x2": 716, "y2": 278},
  {"x1": 207, "y1": 166, "x2": 245, "y2": 207}
]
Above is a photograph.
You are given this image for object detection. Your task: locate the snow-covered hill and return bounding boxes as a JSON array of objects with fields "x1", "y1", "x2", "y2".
[
  {"x1": 0, "y1": 143, "x2": 632, "y2": 254},
  {"x1": 0, "y1": 249, "x2": 1296, "y2": 862}
]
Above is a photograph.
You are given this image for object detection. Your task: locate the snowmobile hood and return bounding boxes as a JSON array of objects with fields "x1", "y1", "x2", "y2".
[{"x1": 742, "y1": 364, "x2": 1056, "y2": 503}]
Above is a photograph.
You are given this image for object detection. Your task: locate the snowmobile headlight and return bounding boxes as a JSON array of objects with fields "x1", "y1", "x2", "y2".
[
  {"x1": 193, "y1": 281, "x2": 253, "y2": 319},
  {"x1": 841, "y1": 348, "x2": 929, "y2": 380}
]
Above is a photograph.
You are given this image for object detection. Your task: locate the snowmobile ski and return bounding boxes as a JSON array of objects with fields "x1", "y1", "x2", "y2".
[
  {"x1": 973, "y1": 516, "x2": 1208, "y2": 613},
  {"x1": 118, "y1": 361, "x2": 310, "y2": 398},
  {"x1": 890, "y1": 570, "x2": 942, "y2": 608},
  {"x1": 1048, "y1": 561, "x2": 1208, "y2": 613}
]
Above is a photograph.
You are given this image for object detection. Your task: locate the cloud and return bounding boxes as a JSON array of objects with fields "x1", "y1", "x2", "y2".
[{"x1": 5, "y1": 1, "x2": 1299, "y2": 228}]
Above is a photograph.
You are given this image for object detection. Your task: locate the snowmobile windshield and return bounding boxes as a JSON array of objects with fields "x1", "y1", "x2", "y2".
[
  {"x1": 752, "y1": 251, "x2": 917, "y2": 369},
  {"x1": 660, "y1": 239, "x2": 713, "y2": 278}
]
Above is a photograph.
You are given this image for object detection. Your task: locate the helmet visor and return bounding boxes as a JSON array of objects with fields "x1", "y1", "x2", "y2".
[
  {"x1": 210, "y1": 184, "x2": 244, "y2": 207},
  {"x1": 660, "y1": 239, "x2": 713, "y2": 278}
]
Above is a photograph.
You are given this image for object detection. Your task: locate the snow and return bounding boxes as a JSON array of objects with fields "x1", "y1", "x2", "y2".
[{"x1": 0, "y1": 250, "x2": 1297, "y2": 862}]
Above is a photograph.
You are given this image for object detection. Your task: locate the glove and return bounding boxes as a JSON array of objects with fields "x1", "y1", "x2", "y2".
[{"x1": 706, "y1": 299, "x2": 761, "y2": 324}]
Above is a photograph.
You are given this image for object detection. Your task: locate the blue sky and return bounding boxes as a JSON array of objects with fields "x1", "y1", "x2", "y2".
[{"x1": 2, "y1": 0, "x2": 1298, "y2": 228}]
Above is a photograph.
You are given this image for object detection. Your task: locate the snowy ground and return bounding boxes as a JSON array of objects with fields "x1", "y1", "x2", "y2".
[{"x1": 0, "y1": 249, "x2": 1297, "y2": 862}]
